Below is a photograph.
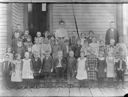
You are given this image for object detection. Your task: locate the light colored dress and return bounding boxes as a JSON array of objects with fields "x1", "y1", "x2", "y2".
[
  {"x1": 76, "y1": 57, "x2": 87, "y2": 80},
  {"x1": 11, "y1": 60, "x2": 22, "y2": 82},
  {"x1": 106, "y1": 56, "x2": 115, "y2": 78},
  {"x1": 22, "y1": 59, "x2": 33, "y2": 79}
]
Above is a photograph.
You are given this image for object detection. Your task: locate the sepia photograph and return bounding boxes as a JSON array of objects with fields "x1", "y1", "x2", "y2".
[{"x1": 0, "y1": 0, "x2": 128, "y2": 96}]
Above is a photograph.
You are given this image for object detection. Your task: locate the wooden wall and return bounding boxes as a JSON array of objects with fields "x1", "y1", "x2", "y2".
[{"x1": 50, "y1": 4, "x2": 117, "y2": 40}]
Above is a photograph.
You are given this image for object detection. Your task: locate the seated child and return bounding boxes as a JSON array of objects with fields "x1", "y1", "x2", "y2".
[
  {"x1": 67, "y1": 50, "x2": 77, "y2": 87},
  {"x1": 11, "y1": 54, "x2": 22, "y2": 89},
  {"x1": 22, "y1": 52, "x2": 34, "y2": 88},
  {"x1": 76, "y1": 51, "x2": 88, "y2": 87},
  {"x1": 32, "y1": 53, "x2": 42, "y2": 88}
]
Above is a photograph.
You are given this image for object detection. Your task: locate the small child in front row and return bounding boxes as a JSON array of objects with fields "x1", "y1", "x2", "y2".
[
  {"x1": 76, "y1": 51, "x2": 88, "y2": 87},
  {"x1": 32, "y1": 53, "x2": 42, "y2": 88},
  {"x1": 11, "y1": 54, "x2": 22, "y2": 89},
  {"x1": 67, "y1": 50, "x2": 77, "y2": 87},
  {"x1": 115, "y1": 55, "x2": 126, "y2": 88},
  {"x1": 97, "y1": 52, "x2": 107, "y2": 87},
  {"x1": 22, "y1": 52, "x2": 34, "y2": 88},
  {"x1": 41, "y1": 51, "x2": 53, "y2": 87}
]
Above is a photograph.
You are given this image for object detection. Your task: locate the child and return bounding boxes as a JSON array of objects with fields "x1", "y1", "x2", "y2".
[
  {"x1": 22, "y1": 30, "x2": 31, "y2": 43},
  {"x1": 2, "y1": 48, "x2": 13, "y2": 89},
  {"x1": 76, "y1": 51, "x2": 88, "y2": 87},
  {"x1": 80, "y1": 32, "x2": 86, "y2": 46},
  {"x1": 35, "y1": 31, "x2": 43, "y2": 44},
  {"x1": 87, "y1": 30, "x2": 95, "y2": 44},
  {"x1": 67, "y1": 50, "x2": 77, "y2": 87},
  {"x1": 106, "y1": 51, "x2": 115, "y2": 87},
  {"x1": 89, "y1": 37, "x2": 99, "y2": 57},
  {"x1": 27, "y1": 45, "x2": 34, "y2": 59},
  {"x1": 50, "y1": 35, "x2": 55, "y2": 49},
  {"x1": 41, "y1": 51, "x2": 53, "y2": 87},
  {"x1": 99, "y1": 40, "x2": 107, "y2": 57},
  {"x1": 32, "y1": 53, "x2": 42, "y2": 88},
  {"x1": 73, "y1": 39, "x2": 82, "y2": 59},
  {"x1": 69, "y1": 31, "x2": 77, "y2": 47},
  {"x1": 41, "y1": 37, "x2": 51, "y2": 63},
  {"x1": 97, "y1": 52, "x2": 107, "y2": 87},
  {"x1": 24, "y1": 36, "x2": 33, "y2": 51},
  {"x1": 52, "y1": 39, "x2": 62, "y2": 59},
  {"x1": 87, "y1": 50, "x2": 97, "y2": 87},
  {"x1": 81, "y1": 39, "x2": 90, "y2": 56},
  {"x1": 11, "y1": 54, "x2": 22, "y2": 89},
  {"x1": 115, "y1": 55, "x2": 126, "y2": 88},
  {"x1": 54, "y1": 51, "x2": 67, "y2": 84},
  {"x1": 32, "y1": 38, "x2": 41, "y2": 58},
  {"x1": 15, "y1": 41, "x2": 25, "y2": 59},
  {"x1": 22, "y1": 52, "x2": 33, "y2": 88},
  {"x1": 12, "y1": 31, "x2": 21, "y2": 53}
]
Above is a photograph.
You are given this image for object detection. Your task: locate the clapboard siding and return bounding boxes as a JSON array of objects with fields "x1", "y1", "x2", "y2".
[
  {"x1": 12, "y1": 3, "x2": 24, "y2": 31},
  {"x1": 51, "y1": 4, "x2": 116, "y2": 39}
]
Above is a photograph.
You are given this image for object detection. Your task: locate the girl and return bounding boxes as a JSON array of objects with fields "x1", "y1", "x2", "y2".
[
  {"x1": 32, "y1": 53, "x2": 42, "y2": 88},
  {"x1": 67, "y1": 50, "x2": 77, "y2": 87},
  {"x1": 11, "y1": 54, "x2": 22, "y2": 89},
  {"x1": 41, "y1": 51, "x2": 53, "y2": 87},
  {"x1": 99, "y1": 40, "x2": 107, "y2": 57},
  {"x1": 24, "y1": 36, "x2": 33, "y2": 51},
  {"x1": 87, "y1": 30, "x2": 95, "y2": 44},
  {"x1": 81, "y1": 40, "x2": 90, "y2": 56},
  {"x1": 97, "y1": 52, "x2": 107, "y2": 87},
  {"x1": 76, "y1": 51, "x2": 88, "y2": 87},
  {"x1": 2, "y1": 47, "x2": 13, "y2": 89},
  {"x1": 22, "y1": 30, "x2": 31, "y2": 43},
  {"x1": 80, "y1": 32, "x2": 86, "y2": 46},
  {"x1": 15, "y1": 40, "x2": 25, "y2": 59},
  {"x1": 87, "y1": 49, "x2": 97, "y2": 88},
  {"x1": 89, "y1": 37, "x2": 99, "y2": 57},
  {"x1": 22, "y1": 52, "x2": 33, "y2": 88},
  {"x1": 35, "y1": 31, "x2": 43, "y2": 44}
]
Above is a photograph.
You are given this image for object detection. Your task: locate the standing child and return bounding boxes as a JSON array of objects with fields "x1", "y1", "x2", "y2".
[
  {"x1": 76, "y1": 51, "x2": 88, "y2": 87},
  {"x1": 41, "y1": 51, "x2": 53, "y2": 87},
  {"x1": 87, "y1": 49, "x2": 97, "y2": 88},
  {"x1": 22, "y1": 30, "x2": 31, "y2": 43},
  {"x1": 54, "y1": 51, "x2": 67, "y2": 85},
  {"x1": 2, "y1": 47, "x2": 13, "y2": 89},
  {"x1": 22, "y1": 52, "x2": 33, "y2": 88},
  {"x1": 73, "y1": 39, "x2": 82, "y2": 59},
  {"x1": 97, "y1": 52, "x2": 107, "y2": 87},
  {"x1": 67, "y1": 50, "x2": 77, "y2": 87},
  {"x1": 35, "y1": 31, "x2": 43, "y2": 44},
  {"x1": 11, "y1": 54, "x2": 22, "y2": 89},
  {"x1": 115, "y1": 55, "x2": 126, "y2": 88},
  {"x1": 63, "y1": 40, "x2": 70, "y2": 58},
  {"x1": 15, "y1": 41, "x2": 25, "y2": 59},
  {"x1": 32, "y1": 53, "x2": 42, "y2": 88},
  {"x1": 81, "y1": 40, "x2": 90, "y2": 56}
]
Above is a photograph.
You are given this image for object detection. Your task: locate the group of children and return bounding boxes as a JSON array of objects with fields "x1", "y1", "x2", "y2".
[{"x1": 2, "y1": 29, "x2": 128, "y2": 89}]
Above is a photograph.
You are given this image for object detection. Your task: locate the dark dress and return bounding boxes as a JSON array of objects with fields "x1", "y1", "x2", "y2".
[
  {"x1": 15, "y1": 46, "x2": 25, "y2": 59},
  {"x1": 105, "y1": 28, "x2": 119, "y2": 45},
  {"x1": 73, "y1": 44, "x2": 82, "y2": 59},
  {"x1": 32, "y1": 58, "x2": 42, "y2": 78},
  {"x1": 115, "y1": 59, "x2": 126, "y2": 81},
  {"x1": 97, "y1": 58, "x2": 107, "y2": 78},
  {"x1": 67, "y1": 57, "x2": 77, "y2": 80}
]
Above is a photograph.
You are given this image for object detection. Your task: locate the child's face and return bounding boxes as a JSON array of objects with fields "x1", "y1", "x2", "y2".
[
  {"x1": 27, "y1": 38, "x2": 31, "y2": 42},
  {"x1": 110, "y1": 39, "x2": 115, "y2": 45},
  {"x1": 17, "y1": 42, "x2": 22, "y2": 47},
  {"x1": 51, "y1": 36, "x2": 55, "y2": 40},
  {"x1": 80, "y1": 52, "x2": 85, "y2": 57},
  {"x1": 7, "y1": 48, "x2": 11, "y2": 53},
  {"x1": 14, "y1": 32, "x2": 20, "y2": 38},
  {"x1": 58, "y1": 51, "x2": 63, "y2": 58},
  {"x1": 25, "y1": 52, "x2": 29, "y2": 59},
  {"x1": 17, "y1": 54, "x2": 21, "y2": 60},
  {"x1": 69, "y1": 51, "x2": 74, "y2": 57},
  {"x1": 37, "y1": 32, "x2": 41, "y2": 37},
  {"x1": 25, "y1": 30, "x2": 29, "y2": 35}
]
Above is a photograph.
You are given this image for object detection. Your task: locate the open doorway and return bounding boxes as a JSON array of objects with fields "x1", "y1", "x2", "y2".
[{"x1": 28, "y1": 3, "x2": 49, "y2": 42}]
